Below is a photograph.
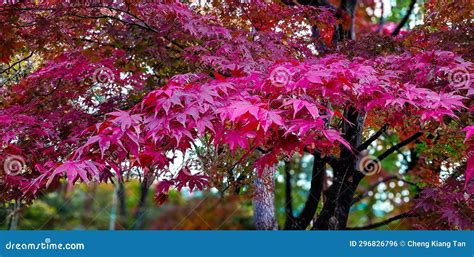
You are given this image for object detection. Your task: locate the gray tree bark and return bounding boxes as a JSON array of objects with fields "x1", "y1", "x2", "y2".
[
  {"x1": 109, "y1": 182, "x2": 119, "y2": 230},
  {"x1": 7, "y1": 199, "x2": 21, "y2": 230},
  {"x1": 252, "y1": 166, "x2": 278, "y2": 230}
]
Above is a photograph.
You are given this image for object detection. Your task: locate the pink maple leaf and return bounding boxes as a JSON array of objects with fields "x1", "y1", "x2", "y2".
[{"x1": 462, "y1": 125, "x2": 474, "y2": 143}]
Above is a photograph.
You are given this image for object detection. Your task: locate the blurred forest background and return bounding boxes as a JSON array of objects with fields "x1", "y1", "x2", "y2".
[{"x1": 1, "y1": 149, "x2": 416, "y2": 230}]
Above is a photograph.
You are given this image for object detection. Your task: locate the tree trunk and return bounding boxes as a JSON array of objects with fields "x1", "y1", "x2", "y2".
[
  {"x1": 109, "y1": 182, "x2": 119, "y2": 230},
  {"x1": 253, "y1": 166, "x2": 278, "y2": 230},
  {"x1": 7, "y1": 199, "x2": 21, "y2": 230},
  {"x1": 314, "y1": 108, "x2": 365, "y2": 230},
  {"x1": 117, "y1": 180, "x2": 127, "y2": 227},
  {"x1": 285, "y1": 152, "x2": 325, "y2": 230},
  {"x1": 132, "y1": 179, "x2": 150, "y2": 230}
]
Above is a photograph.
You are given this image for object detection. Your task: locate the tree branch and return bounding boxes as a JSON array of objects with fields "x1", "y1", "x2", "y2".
[
  {"x1": 347, "y1": 212, "x2": 418, "y2": 230},
  {"x1": 284, "y1": 161, "x2": 294, "y2": 223},
  {"x1": 283, "y1": 0, "x2": 334, "y2": 8},
  {"x1": 391, "y1": 0, "x2": 416, "y2": 36},
  {"x1": 376, "y1": 0, "x2": 385, "y2": 33},
  {"x1": 1, "y1": 51, "x2": 34, "y2": 75},
  {"x1": 357, "y1": 124, "x2": 388, "y2": 151},
  {"x1": 284, "y1": 151, "x2": 325, "y2": 230},
  {"x1": 377, "y1": 132, "x2": 423, "y2": 161},
  {"x1": 340, "y1": 0, "x2": 357, "y2": 39},
  {"x1": 405, "y1": 149, "x2": 419, "y2": 174}
]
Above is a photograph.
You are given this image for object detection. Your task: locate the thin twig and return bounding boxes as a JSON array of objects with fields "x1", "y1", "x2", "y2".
[
  {"x1": 347, "y1": 212, "x2": 418, "y2": 230},
  {"x1": 1, "y1": 52, "x2": 34, "y2": 74},
  {"x1": 378, "y1": 132, "x2": 423, "y2": 161},
  {"x1": 357, "y1": 124, "x2": 388, "y2": 151},
  {"x1": 391, "y1": 0, "x2": 416, "y2": 36}
]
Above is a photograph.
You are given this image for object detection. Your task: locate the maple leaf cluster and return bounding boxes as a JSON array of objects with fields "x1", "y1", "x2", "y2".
[{"x1": 23, "y1": 50, "x2": 469, "y2": 204}]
